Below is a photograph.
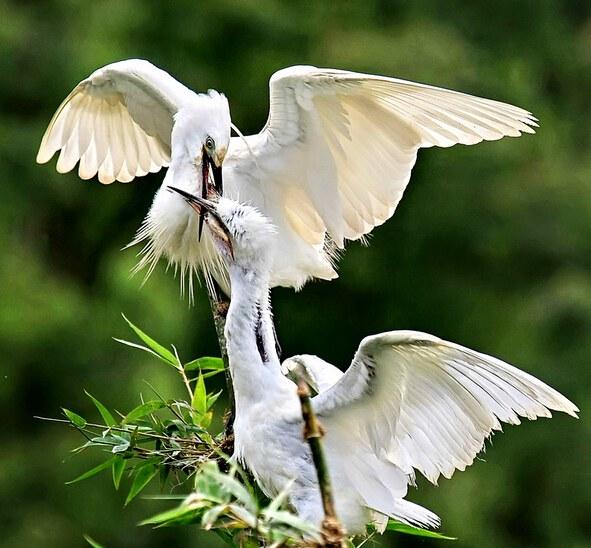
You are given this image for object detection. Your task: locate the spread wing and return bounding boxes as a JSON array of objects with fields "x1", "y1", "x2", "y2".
[
  {"x1": 313, "y1": 330, "x2": 578, "y2": 484},
  {"x1": 37, "y1": 59, "x2": 199, "y2": 183},
  {"x1": 242, "y1": 66, "x2": 537, "y2": 248}
]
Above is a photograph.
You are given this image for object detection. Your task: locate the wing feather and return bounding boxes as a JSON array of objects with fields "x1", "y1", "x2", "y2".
[
  {"x1": 242, "y1": 66, "x2": 537, "y2": 257},
  {"x1": 37, "y1": 59, "x2": 197, "y2": 183},
  {"x1": 313, "y1": 330, "x2": 578, "y2": 484}
]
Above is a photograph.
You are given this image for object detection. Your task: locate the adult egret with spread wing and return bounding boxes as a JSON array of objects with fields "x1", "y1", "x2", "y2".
[
  {"x1": 171, "y1": 188, "x2": 577, "y2": 533},
  {"x1": 38, "y1": 59, "x2": 537, "y2": 295}
]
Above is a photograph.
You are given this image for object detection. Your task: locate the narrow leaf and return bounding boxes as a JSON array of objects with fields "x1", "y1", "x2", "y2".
[
  {"x1": 191, "y1": 374, "x2": 207, "y2": 415},
  {"x1": 386, "y1": 520, "x2": 456, "y2": 540},
  {"x1": 85, "y1": 391, "x2": 117, "y2": 427},
  {"x1": 66, "y1": 457, "x2": 114, "y2": 485},
  {"x1": 184, "y1": 356, "x2": 224, "y2": 372},
  {"x1": 125, "y1": 462, "x2": 159, "y2": 506},
  {"x1": 83, "y1": 534, "x2": 104, "y2": 548},
  {"x1": 140, "y1": 504, "x2": 200, "y2": 526},
  {"x1": 121, "y1": 314, "x2": 178, "y2": 367},
  {"x1": 206, "y1": 390, "x2": 223, "y2": 410},
  {"x1": 62, "y1": 408, "x2": 87, "y2": 428},
  {"x1": 265, "y1": 509, "x2": 319, "y2": 535},
  {"x1": 112, "y1": 456, "x2": 126, "y2": 490},
  {"x1": 123, "y1": 401, "x2": 166, "y2": 424}
]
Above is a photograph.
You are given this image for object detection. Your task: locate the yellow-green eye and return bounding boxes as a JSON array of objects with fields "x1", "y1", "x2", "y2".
[{"x1": 205, "y1": 136, "x2": 215, "y2": 151}]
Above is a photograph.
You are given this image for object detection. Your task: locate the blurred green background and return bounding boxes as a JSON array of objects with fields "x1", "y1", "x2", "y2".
[{"x1": 1, "y1": 1, "x2": 590, "y2": 546}]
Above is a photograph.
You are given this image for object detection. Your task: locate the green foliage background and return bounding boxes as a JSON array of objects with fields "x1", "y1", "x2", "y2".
[{"x1": 1, "y1": 1, "x2": 589, "y2": 546}]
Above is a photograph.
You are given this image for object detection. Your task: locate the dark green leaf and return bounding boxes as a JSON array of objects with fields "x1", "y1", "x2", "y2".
[
  {"x1": 121, "y1": 314, "x2": 178, "y2": 367},
  {"x1": 84, "y1": 391, "x2": 117, "y2": 427},
  {"x1": 123, "y1": 400, "x2": 166, "y2": 424},
  {"x1": 191, "y1": 374, "x2": 207, "y2": 415},
  {"x1": 66, "y1": 457, "x2": 115, "y2": 485},
  {"x1": 112, "y1": 456, "x2": 126, "y2": 490},
  {"x1": 125, "y1": 462, "x2": 159, "y2": 506},
  {"x1": 386, "y1": 520, "x2": 456, "y2": 540},
  {"x1": 184, "y1": 356, "x2": 224, "y2": 372},
  {"x1": 83, "y1": 534, "x2": 104, "y2": 548},
  {"x1": 62, "y1": 408, "x2": 87, "y2": 428}
]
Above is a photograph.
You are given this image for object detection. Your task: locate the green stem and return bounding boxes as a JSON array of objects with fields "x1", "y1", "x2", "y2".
[{"x1": 296, "y1": 379, "x2": 346, "y2": 547}]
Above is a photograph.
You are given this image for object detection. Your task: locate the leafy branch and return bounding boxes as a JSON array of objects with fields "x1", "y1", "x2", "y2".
[{"x1": 41, "y1": 317, "x2": 454, "y2": 547}]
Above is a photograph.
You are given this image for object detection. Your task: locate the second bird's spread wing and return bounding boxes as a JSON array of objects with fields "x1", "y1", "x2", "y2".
[
  {"x1": 243, "y1": 66, "x2": 537, "y2": 248},
  {"x1": 313, "y1": 331, "x2": 578, "y2": 484},
  {"x1": 37, "y1": 59, "x2": 198, "y2": 183}
]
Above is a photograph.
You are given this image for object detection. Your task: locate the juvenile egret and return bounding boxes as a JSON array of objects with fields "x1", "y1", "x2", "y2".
[
  {"x1": 37, "y1": 59, "x2": 538, "y2": 295},
  {"x1": 172, "y1": 187, "x2": 578, "y2": 533}
]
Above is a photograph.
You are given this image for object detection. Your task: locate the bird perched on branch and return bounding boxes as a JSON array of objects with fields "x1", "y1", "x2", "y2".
[
  {"x1": 170, "y1": 187, "x2": 578, "y2": 534},
  {"x1": 38, "y1": 59, "x2": 537, "y2": 297}
]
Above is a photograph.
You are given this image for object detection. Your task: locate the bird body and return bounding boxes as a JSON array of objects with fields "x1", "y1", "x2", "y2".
[
  {"x1": 38, "y1": 59, "x2": 538, "y2": 295},
  {"x1": 174, "y1": 192, "x2": 577, "y2": 534}
]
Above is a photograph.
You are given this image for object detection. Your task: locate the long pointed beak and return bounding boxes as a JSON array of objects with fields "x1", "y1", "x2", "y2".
[
  {"x1": 211, "y1": 161, "x2": 223, "y2": 195},
  {"x1": 167, "y1": 186, "x2": 215, "y2": 215},
  {"x1": 167, "y1": 186, "x2": 234, "y2": 259},
  {"x1": 198, "y1": 151, "x2": 224, "y2": 241}
]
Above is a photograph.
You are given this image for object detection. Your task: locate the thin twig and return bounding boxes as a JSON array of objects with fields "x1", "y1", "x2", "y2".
[
  {"x1": 206, "y1": 283, "x2": 234, "y2": 440},
  {"x1": 296, "y1": 379, "x2": 346, "y2": 548}
]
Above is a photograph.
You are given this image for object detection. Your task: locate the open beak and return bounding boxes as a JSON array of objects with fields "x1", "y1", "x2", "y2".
[
  {"x1": 198, "y1": 149, "x2": 224, "y2": 241},
  {"x1": 168, "y1": 186, "x2": 234, "y2": 259}
]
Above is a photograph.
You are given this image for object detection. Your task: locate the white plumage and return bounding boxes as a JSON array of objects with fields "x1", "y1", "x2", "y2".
[
  {"x1": 38, "y1": 59, "x2": 538, "y2": 293},
  {"x1": 174, "y1": 192, "x2": 577, "y2": 534}
]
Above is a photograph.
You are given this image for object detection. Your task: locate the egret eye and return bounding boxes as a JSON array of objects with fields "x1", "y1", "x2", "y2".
[{"x1": 205, "y1": 136, "x2": 215, "y2": 151}]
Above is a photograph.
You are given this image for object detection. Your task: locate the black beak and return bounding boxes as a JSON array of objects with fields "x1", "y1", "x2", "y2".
[
  {"x1": 167, "y1": 185, "x2": 234, "y2": 259},
  {"x1": 210, "y1": 159, "x2": 223, "y2": 195},
  {"x1": 168, "y1": 186, "x2": 215, "y2": 215},
  {"x1": 197, "y1": 151, "x2": 223, "y2": 241}
]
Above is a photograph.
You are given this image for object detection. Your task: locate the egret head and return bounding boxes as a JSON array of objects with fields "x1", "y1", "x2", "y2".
[
  {"x1": 172, "y1": 90, "x2": 231, "y2": 194},
  {"x1": 167, "y1": 187, "x2": 277, "y2": 271}
]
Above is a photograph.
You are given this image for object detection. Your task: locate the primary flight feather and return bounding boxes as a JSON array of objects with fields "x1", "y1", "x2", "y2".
[{"x1": 37, "y1": 59, "x2": 537, "y2": 294}]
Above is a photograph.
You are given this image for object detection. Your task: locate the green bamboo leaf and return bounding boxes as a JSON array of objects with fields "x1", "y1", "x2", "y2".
[
  {"x1": 386, "y1": 520, "x2": 456, "y2": 540},
  {"x1": 184, "y1": 356, "x2": 224, "y2": 372},
  {"x1": 66, "y1": 457, "x2": 115, "y2": 485},
  {"x1": 203, "y1": 467, "x2": 257, "y2": 512},
  {"x1": 265, "y1": 509, "x2": 319, "y2": 535},
  {"x1": 206, "y1": 390, "x2": 223, "y2": 411},
  {"x1": 83, "y1": 534, "x2": 104, "y2": 548},
  {"x1": 191, "y1": 374, "x2": 207, "y2": 415},
  {"x1": 140, "y1": 504, "x2": 201, "y2": 527},
  {"x1": 62, "y1": 408, "x2": 87, "y2": 428},
  {"x1": 265, "y1": 479, "x2": 294, "y2": 515},
  {"x1": 125, "y1": 462, "x2": 159, "y2": 506},
  {"x1": 121, "y1": 314, "x2": 178, "y2": 367},
  {"x1": 84, "y1": 391, "x2": 117, "y2": 427},
  {"x1": 112, "y1": 456, "x2": 126, "y2": 490},
  {"x1": 201, "y1": 504, "x2": 229, "y2": 529},
  {"x1": 123, "y1": 400, "x2": 166, "y2": 424}
]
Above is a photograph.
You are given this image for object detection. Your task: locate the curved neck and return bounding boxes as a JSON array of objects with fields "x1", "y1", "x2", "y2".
[{"x1": 225, "y1": 264, "x2": 291, "y2": 406}]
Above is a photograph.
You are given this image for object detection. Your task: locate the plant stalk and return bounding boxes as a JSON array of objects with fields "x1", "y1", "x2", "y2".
[
  {"x1": 206, "y1": 285, "x2": 234, "y2": 441},
  {"x1": 297, "y1": 379, "x2": 346, "y2": 547}
]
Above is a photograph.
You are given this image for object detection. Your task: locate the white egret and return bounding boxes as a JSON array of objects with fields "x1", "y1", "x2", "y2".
[
  {"x1": 37, "y1": 59, "x2": 538, "y2": 295},
  {"x1": 171, "y1": 187, "x2": 578, "y2": 533}
]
